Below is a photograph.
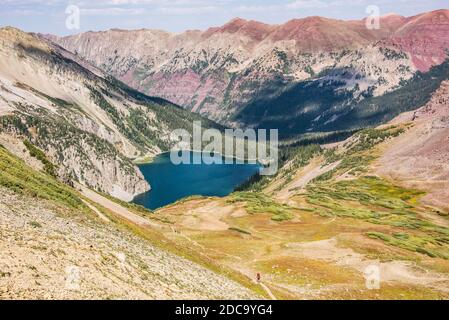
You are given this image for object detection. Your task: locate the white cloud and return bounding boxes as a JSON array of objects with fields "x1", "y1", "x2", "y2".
[
  {"x1": 287, "y1": 0, "x2": 328, "y2": 9},
  {"x1": 155, "y1": 5, "x2": 218, "y2": 15},
  {"x1": 235, "y1": 4, "x2": 284, "y2": 13},
  {"x1": 81, "y1": 7, "x2": 146, "y2": 16}
]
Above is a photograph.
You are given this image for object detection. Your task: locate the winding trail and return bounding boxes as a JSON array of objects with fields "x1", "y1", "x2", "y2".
[
  {"x1": 81, "y1": 199, "x2": 110, "y2": 222},
  {"x1": 259, "y1": 282, "x2": 277, "y2": 300},
  {"x1": 79, "y1": 185, "x2": 159, "y2": 228}
]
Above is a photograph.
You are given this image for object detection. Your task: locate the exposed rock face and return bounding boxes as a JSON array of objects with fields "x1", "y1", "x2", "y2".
[
  {"x1": 49, "y1": 10, "x2": 449, "y2": 126},
  {"x1": 376, "y1": 80, "x2": 449, "y2": 209},
  {"x1": 0, "y1": 27, "x2": 218, "y2": 201}
]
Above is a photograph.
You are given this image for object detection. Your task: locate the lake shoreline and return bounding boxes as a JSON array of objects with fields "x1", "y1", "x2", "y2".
[
  {"x1": 133, "y1": 149, "x2": 264, "y2": 165},
  {"x1": 131, "y1": 151, "x2": 262, "y2": 210}
]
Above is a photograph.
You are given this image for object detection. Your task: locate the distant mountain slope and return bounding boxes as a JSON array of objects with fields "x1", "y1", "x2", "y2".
[
  {"x1": 0, "y1": 27, "x2": 219, "y2": 201},
  {"x1": 235, "y1": 60, "x2": 449, "y2": 138},
  {"x1": 375, "y1": 80, "x2": 449, "y2": 210},
  {"x1": 48, "y1": 10, "x2": 449, "y2": 132}
]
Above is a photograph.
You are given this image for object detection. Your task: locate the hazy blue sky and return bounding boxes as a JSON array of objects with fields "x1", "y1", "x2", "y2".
[{"x1": 0, "y1": 0, "x2": 447, "y2": 35}]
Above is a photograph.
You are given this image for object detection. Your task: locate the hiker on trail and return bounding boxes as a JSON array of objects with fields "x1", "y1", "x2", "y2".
[{"x1": 256, "y1": 273, "x2": 261, "y2": 283}]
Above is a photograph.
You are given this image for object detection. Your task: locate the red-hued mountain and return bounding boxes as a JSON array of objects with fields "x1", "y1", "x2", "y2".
[
  {"x1": 204, "y1": 11, "x2": 449, "y2": 67},
  {"x1": 388, "y1": 10, "x2": 449, "y2": 71},
  {"x1": 46, "y1": 10, "x2": 449, "y2": 127}
]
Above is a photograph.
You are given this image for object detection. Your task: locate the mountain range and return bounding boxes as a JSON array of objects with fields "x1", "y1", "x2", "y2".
[{"x1": 47, "y1": 9, "x2": 449, "y2": 137}]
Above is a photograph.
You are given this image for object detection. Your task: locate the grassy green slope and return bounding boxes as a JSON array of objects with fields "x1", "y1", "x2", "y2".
[{"x1": 0, "y1": 144, "x2": 85, "y2": 210}]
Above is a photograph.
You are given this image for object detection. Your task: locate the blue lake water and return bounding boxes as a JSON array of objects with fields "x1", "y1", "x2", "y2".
[{"x1": 132, "y1": 151, "x2": 262, "y2": 210}]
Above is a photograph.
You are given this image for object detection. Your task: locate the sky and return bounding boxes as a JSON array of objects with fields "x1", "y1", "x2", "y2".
[{"x1": 0, "y1": 0, "x2": 447, "y2": 35}]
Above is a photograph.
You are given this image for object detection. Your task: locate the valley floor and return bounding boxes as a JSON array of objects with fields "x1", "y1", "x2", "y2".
[{"x1": 154, "y1": 197, "x2": 449, "y2": 299}]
